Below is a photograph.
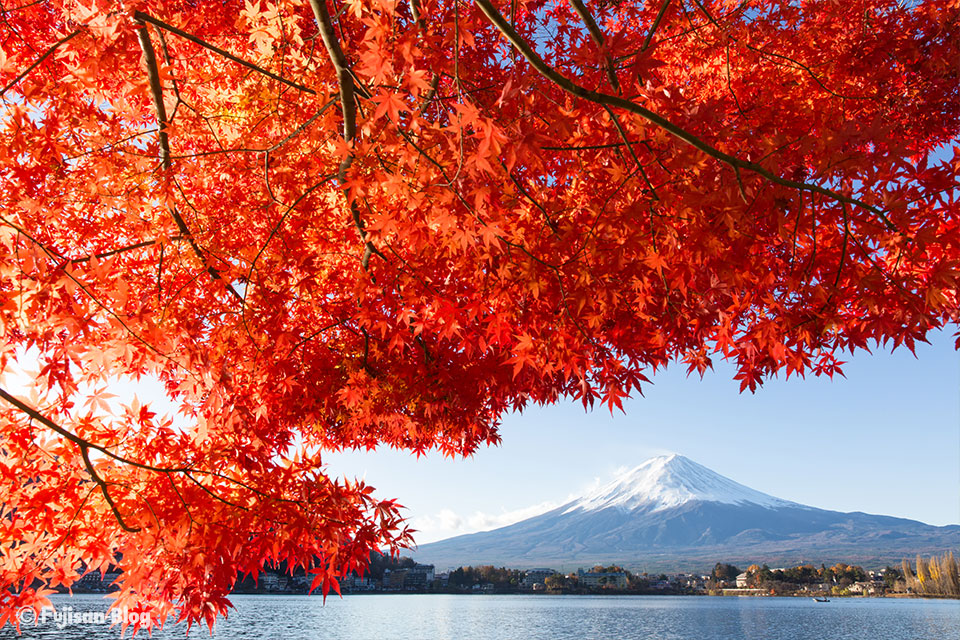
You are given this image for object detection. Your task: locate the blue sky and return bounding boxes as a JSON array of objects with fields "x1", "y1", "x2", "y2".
[{"x1": 325, "y1": 327, "x2": 959, "y2": 544}]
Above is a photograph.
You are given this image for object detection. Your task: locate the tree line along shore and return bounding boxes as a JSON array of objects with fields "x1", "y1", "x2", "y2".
[{"x1": 67, "y1": 551, "x2": 959, "y2": 599}]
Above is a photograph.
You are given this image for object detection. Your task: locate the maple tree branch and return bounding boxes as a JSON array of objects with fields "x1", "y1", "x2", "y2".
[
  {"x1": 568, "y1": 0, "x2": 620, "y2": 93},
  {"x1": 567, "y1": 165, "x2": 643, "y2": 265},
  {"x1": 848, "y1": 232, "x2": 922, "y2": 308},
  {"x1": 725, "y1": 43, "x2": 746, "y2": 116},
  {"x1": 360, "y1": 327, "x2": 377, "y2": 376},
  {"x1": 642, "y1": 0, "x2": 671, "y2": 52},
  {"x1": 407, "y1": 0, "x2": 440, "y2": 114},
  {"x1": 138, "y1": 20, "x2": 243, "y2": 303},
  {"x1": 0, "y1": 386, "x2": 327, "y2": 519},
  {"x1": 0, "y1": 386, "x2": 142, "y2": 532},
  {"x1": 182, "y1": 472, "x2": 251, "y2": 513},
  {"x1": 0, "y1": 28, "x2": 82, "y2": 98},
  {"x1": 408, "y1": 0, "x2": 423, "y2": 23},
  {"x1": 38, "y1": 484, "x2": 99, "y2": 564},
  {"x1": 155, "y1": 28, "x2": 182, "y2": 104},
  {"x1": 63, "y1": 128, "x2": 159, "y2": 162},
  {"x1": 133, "y1": 11, "x2": 316, "y2": 95},
  {"x1": 136, "y1": 23, "x2": 171, "y2": 169},
  {"x1": 308, "y1": 0, "x2": 357, "y2": 144},
  {"x1": 169, "y1": 183, "x2": 245, "y2": 303},
  {"x1": 0, "y1": 386, "x2": 182, "y2": 475},
  {"x1": 733, "y1": 165, "x2": 748, "y2": 202},
  {"x1": 157, "y1": 241, "x2": 164, "y2": 306},
  {"x1": 394, "y1": 124, "x2": 567, "y2": 278},
  {"x1": 418, "y1": 74, "x2": 440, "y2": 114},
  {"x1": 191, "y1": 468, "x2": 328, "y2": 513},
  {"x1": 308, "y1": 0, "x2": 381, "y2": 269},
  {"x1": 474, "y1": 0, "x2": 897, "y2": 232},
  {"x1": 166, "y1": 100, "x2": 337, "y2": 160},
  {"x1": 393, "y1": 126, "x2": 481, "y2": 223},
  {"x1": 263, "y1": 100, "x2": 338, "y2": 151},
  {"x1": 121, "y1": 482, "x2": 166, "y2": 532},
  {"x1": 827, "y1": 204, "x2": 851, "y2": 303},
  {"x1": 80, "y1": 446, "x2": 142, "y2": 533},
  {"x1": 165, "y1": 472, "x2": 198, "y2": 532},
  {"x1": 394, "y1": 125, "x2": 570, "y2": 277},
  {"x1": 284, "y1": 317, "x2": 351, "y2": 359}
]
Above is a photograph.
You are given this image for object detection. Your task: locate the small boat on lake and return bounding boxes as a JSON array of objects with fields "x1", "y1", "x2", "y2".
[{"x1": 812, "y1": 597, "x2": 830, "y2": 602}]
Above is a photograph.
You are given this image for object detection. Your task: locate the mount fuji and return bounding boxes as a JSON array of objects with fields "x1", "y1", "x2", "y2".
[{"x1": 413, "y1": 455, "x2": 960, "y2": 571}]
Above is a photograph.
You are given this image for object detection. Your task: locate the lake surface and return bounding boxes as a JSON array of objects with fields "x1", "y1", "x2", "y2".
[{"x1": 3, "y1": 594, "x2": 958, "y2": 639}]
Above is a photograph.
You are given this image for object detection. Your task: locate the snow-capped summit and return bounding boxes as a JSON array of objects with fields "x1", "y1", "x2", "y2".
[{"x1": 565, "y1": 454, "x2": 797, "y2": 514}]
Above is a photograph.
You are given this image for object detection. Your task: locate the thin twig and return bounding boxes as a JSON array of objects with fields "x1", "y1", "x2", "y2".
[
  {"x1": 246, "y1": 175, "x2": 337, "y2": 282},
  {"x1": 499, "y1": 159, "x2": 560, "y2": 234},
  {"x1": 80, "y1": 446, "x2": 141, "y2": 533},
  {"x1": 604, "y1": 106, "x2": 659, "y2": 200},
  {"x1": 66, "y1": 237, "x2": 182, "y2": 264},
  {"x1": 688, "y1": 0, "x2": 870, "y2": 100},
  {"x1": 133, "y1": 11, "x2": 316, "y2": 94},
  {"x1": 541, "y1": 140, "x2": 638, "y2": 151},
  {"x1": 1, "y1": 217, "x2": 183, "y2": 364},
  {"x1": 0, "y1": 29, "x2": 82, "y2": 97}
]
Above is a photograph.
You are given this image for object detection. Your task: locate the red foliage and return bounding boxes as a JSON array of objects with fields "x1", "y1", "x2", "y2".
[{"x1": 0, "y1": 0, "x2": 957, "y2": 630}]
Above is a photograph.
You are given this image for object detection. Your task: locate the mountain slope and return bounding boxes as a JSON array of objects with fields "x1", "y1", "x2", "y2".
[{"x1": 413, "y1": 455, "x2": 960, "y2": 571}]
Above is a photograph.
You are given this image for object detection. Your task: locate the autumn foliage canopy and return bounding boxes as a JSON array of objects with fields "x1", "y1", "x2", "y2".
[{"x1": 1, "y1": 0, "x2": 958, "y2": 629}]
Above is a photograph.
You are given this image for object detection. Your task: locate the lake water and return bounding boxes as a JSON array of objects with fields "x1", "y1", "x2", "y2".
[{"x1": 3, "y1": 594, "x2": 958, "y2": 639}]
